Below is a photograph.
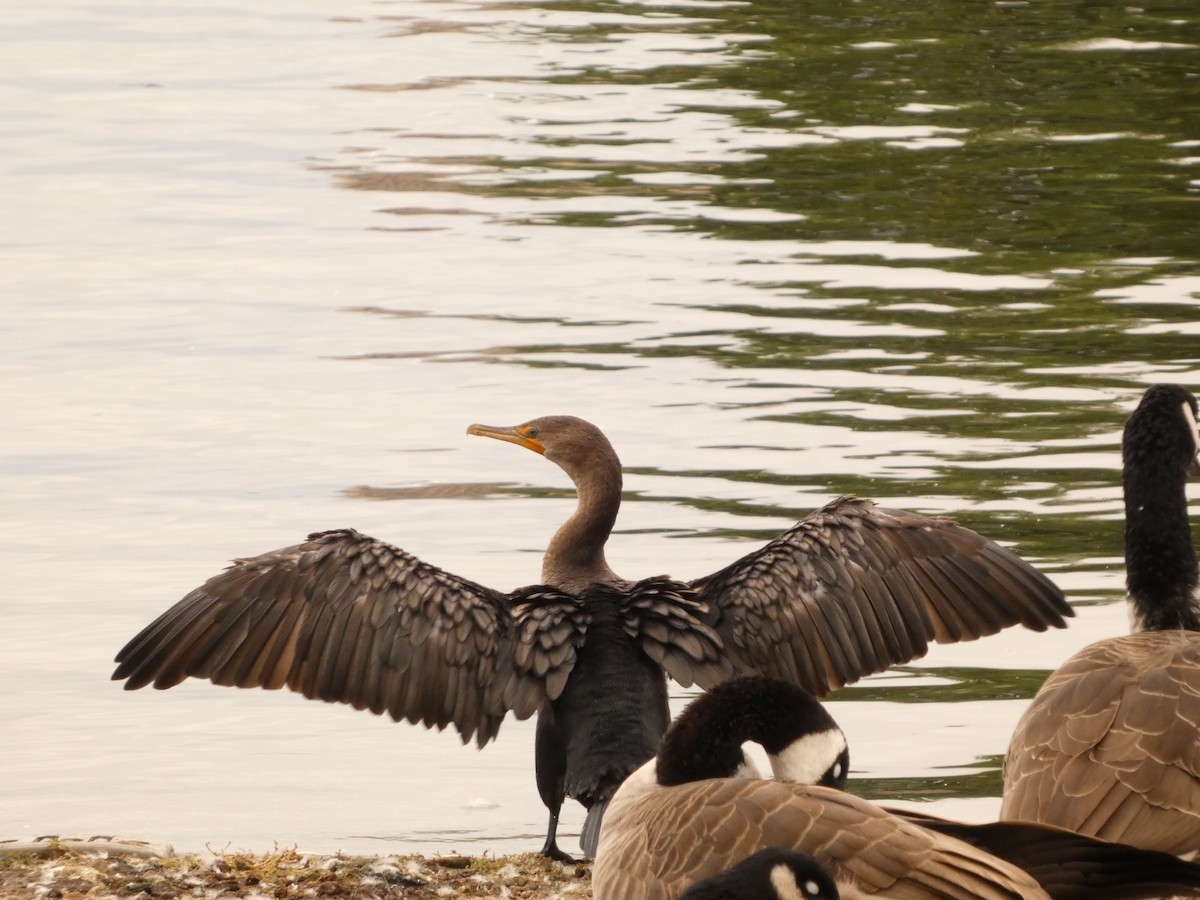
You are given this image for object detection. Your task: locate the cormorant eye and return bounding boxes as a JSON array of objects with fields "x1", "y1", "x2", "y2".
[{"x1": 528, "y1": 428, "x2": 539, "y2": 438}]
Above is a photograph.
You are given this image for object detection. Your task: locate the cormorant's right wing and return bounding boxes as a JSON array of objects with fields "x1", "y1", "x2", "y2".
[{"x1": 690, "y1": 496, "x2": 1071, "y2": 696}]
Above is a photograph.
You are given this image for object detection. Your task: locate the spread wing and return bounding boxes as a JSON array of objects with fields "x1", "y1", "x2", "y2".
[
  {"x1": 619, "y1": 576, "x2": 735, "y2": 689},
  {"x1": 690, "y1": 496, "x2": 1071, "y2": 696},
  {"x1": 595, "y1": 780, "x2": 1044, "y2": 900},
  {"x1": 1001, "y1": 630, "x2": 1200, "y2": 856},
  {"x1": 113, "y1": 529, "x2": 589, "y2": 747}
]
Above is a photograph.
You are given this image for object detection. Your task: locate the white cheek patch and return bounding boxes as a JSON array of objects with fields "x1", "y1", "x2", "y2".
[
  {"x1": 769, "y1": 865, "x2": 806, "y2": 900},
  {"x1": 1185, "y1": 400, "x2": 1200, "y2": 461},
  {"x1": 767, "y1": 728, "x2": 848, "y2": 785},
  {"x1": 828, "y1": 755, "x2": 846, "y2": 784}
]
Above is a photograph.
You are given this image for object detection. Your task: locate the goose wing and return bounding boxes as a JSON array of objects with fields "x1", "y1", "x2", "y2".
[
  {"x1": 595, "y1": 779, "x2": 1045, "y2": 899},
  {"x1": 690, "y1": 496, "x2": 1071, "y2": 696},
  {"x1": 897, "y1": 807, "x2": 1200, "y2": 900},
  {"x1": 1001, "y1": 630, "x2": 1200, "y2": 857},
  {"x1": 113, "y1": 528, "x2": 588, "y2": 747}
]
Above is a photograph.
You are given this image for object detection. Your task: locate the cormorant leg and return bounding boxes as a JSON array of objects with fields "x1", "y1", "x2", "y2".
[
  {"x1": 534, "y1": 706, "x2": 575, "y2": 862},
  {"x1": 538, "y1": 806, "x2": 576, "y2": 863}
]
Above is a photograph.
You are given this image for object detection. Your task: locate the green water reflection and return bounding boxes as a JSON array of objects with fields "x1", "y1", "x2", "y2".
[
  {"x1": 851, "y1": 756, "x2": 1005, "y2": 801},
  {"x1": 344, "y1": 0, "x2": 1198, "y2": 394},
  {"x1": 832, "y1": 666, "x2": 1053, "y2": 702},
  {"x1": 535, "y1": 0, "x2": 1199, "y2": 258}
]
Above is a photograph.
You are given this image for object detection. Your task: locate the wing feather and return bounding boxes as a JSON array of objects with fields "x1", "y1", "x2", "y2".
[
  {"x1": 618, "y1": 577, "x2": 734, "y2": 689},
  {"x1": 692, "y1": 497, "x2": 1070, "y2": 696},
  {"x1": 112, "y1": 528, "x2": 570, "y2": 747},
  {"x1": 507, "y1": 585, "x2": 590, "y2": 709}
]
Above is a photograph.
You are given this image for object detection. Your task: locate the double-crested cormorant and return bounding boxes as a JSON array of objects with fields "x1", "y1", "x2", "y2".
[
  {"x1": 113, "y1": 415, "x2": 1070, "y2": 860},
  {"x1": 592, "y1": 676, "x2": 1200, "y2": 899},
  {"x1": 1002, "y1": 384, "x2": 1200, "y2": 855}
]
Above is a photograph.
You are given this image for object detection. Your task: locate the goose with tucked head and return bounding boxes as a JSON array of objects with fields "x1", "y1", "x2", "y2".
[
  {"x1": 593, "y1": 677, "x2": 1048, "y2": 899},
  {"x1": 595, "y1": 676, "x2": 1200, "y2": 899},
  {"x1": 112, "y1": 414, "x2": 1070, "y2": 860},
  {"x1": 1002, "y1": 384, "x2": 1200, "y2": 856}
]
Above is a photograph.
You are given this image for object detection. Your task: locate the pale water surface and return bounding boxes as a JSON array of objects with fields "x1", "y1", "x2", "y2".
[{"x1": 3, "y1": 0, "x2": 1199, "y2": 857}]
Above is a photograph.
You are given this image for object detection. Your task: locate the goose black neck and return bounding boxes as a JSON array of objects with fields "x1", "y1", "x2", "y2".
[
  {"x1": 1125, "y1": 477, "x2": 1200, "y2": 630},
  {"x1": 656, "y1": 677, "x2": 838, "y2": 787},
  {"x1": 1123, "y1": 386, "x2": 1200, "y2": 631}
]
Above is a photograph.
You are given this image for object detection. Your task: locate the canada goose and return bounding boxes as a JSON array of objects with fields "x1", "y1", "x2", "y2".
[
  {"x1": 593, "y1": 676, "x2": 1200, "y2": 899},
  {"x1": 112, "y1": 415, "x2": 1070, "y2": 860},
  {"x1": 678, "y1": 848, "x2": 848, "y2": 900},
  {"x1": 1002, "y1": 384, "x2": 1200, "y2": 855}
]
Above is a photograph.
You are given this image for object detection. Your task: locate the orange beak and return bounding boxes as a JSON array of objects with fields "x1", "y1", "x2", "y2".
[{"x1": 467, "y1": 423, "x2": 546, "y2": 455}]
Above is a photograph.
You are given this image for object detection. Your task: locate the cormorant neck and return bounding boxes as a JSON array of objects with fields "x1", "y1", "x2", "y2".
[
  {"x1": 655, "y1": 677, "x2": 845, "y2": 788},
  {"x1": 1125, "y1": 466, "x2": 1200, "y2": 631},
  {"x1": 541, "y1": 442, "x2": 623, "y2": 591}
]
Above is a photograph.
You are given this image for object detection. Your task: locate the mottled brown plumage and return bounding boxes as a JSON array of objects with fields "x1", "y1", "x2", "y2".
[
  {"x1": 1002, "y1": 385, "x2": 1200, "y2": 855},
  {"x1": 114, "y1": 414, "x2": 1070, "y2": 859}
]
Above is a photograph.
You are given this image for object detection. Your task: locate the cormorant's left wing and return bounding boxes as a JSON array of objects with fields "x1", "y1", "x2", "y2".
[
  {"x1": 112, "y1": 528, "x2": 584, "y2": 747},
  {"x1": 689, "y1": 496, "x2": 1071, "y2": 696}
]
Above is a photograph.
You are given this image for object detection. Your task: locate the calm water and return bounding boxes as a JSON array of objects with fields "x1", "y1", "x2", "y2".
[{"x1": 3, "y1": 0, "x2": 1198, "y2": 858}]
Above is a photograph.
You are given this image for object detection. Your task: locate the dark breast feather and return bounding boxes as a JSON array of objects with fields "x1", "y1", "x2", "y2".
[
  {"x1": 690, "y1": 496, "x2": 1070, "y2": 697},
  {"x1": 112, "y1": 528, "x2": 575, "y2": 748}
]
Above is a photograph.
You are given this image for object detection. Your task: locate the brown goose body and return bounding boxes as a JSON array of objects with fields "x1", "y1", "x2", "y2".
[
  {"x1": 596, "y1": 775, "x2": 1049, "y2": 900},
  {"x1": 1002, "y1": 630, "x2": 1200, "y2": 854},
  {"x1": 1001, "y1": 385, "x2": 1200, "y2": 854},
  {"x1": 595, "y1": 677, "x2": 1200, "y2": 900},
  {"x1": 113, "y1": 415, "x2": 1070, "y2": 859}
]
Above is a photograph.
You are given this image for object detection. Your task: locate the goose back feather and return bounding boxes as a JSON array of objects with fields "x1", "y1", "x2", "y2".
[
  {"x1": 1001, "y1": 629, "x2": 1200, "y2": 854},
  {"x1": 596, "y1": 776, "x2": 1047, "y2": 900}
]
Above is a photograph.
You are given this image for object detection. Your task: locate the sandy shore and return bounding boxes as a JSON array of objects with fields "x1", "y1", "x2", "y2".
[{"x1": 0, "y1": 842, "x2": 593, "y2": 899}]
